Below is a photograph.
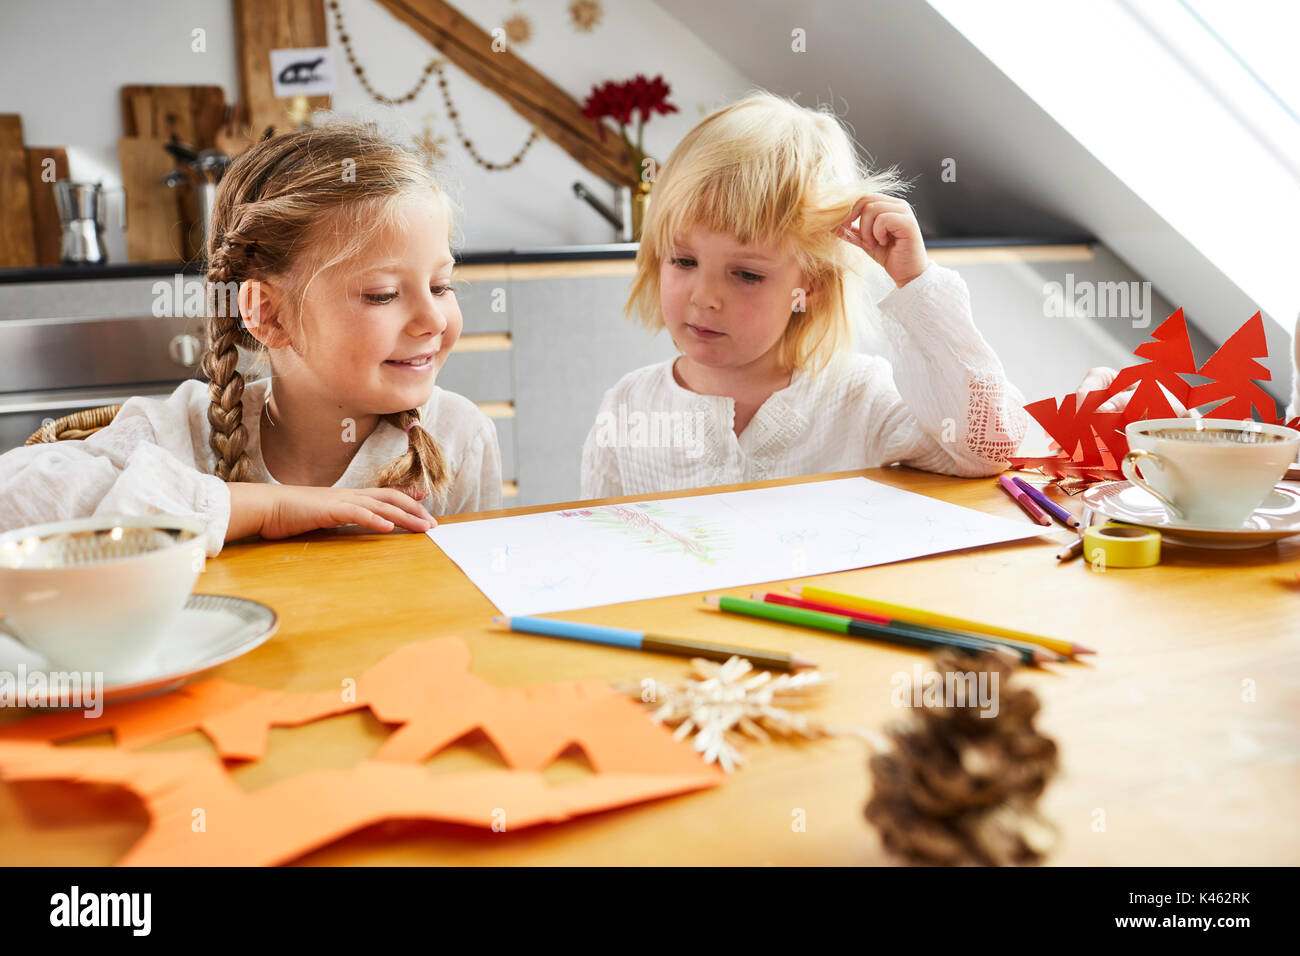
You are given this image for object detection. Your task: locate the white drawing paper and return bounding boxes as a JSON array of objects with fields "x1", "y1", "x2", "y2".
[{"x1": 428, "y1": 477, "x2": 1046, "y2": 616}]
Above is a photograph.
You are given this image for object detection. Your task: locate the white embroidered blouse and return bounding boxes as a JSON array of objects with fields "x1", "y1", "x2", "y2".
[
  {"x1": 580, "y1": 262, "x2": 1028, "y2": 499},
  {"x1": 0, "y1": 378, "x2": 502, "y2": 556}
]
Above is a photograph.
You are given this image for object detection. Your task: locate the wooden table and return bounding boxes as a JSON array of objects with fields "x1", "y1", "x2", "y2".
[{"x1": 3, "y1": 467, "x2": 1298, "y2": 865}]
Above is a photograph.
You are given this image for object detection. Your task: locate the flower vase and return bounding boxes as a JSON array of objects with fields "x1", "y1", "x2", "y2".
[{"x1": 631, "y1": 181, "x2": 652, "y2": 242}]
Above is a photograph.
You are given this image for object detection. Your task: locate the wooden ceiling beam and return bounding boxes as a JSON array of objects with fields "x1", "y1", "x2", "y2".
[{"x1": 373, "y1": 0, "x2": 638, "y2": 185}]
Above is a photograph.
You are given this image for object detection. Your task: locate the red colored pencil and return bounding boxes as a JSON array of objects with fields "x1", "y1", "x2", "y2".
[
  {"x1": 753, "y1": 590, "x2": 890, "y2": 624},
  {"x1": 750, "y1": 591, "x2": 1066, "y2": 664}
]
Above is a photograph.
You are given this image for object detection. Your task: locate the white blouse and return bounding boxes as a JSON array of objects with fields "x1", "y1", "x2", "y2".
[
  {"x1": 580, "y1": 262, "x2": 1028, "y2": 499},
  {"x1": 0, "y1": 377, "x2": 502, "y2": 556}
]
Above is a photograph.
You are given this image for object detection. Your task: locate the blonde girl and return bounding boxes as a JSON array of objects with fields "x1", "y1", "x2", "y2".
[
  {"x1": 581, "y1": 91, "x2": 1028, "y2": 497},
  {"x1": 0, "y1": 123, "x2": 501, "y2": 552}
]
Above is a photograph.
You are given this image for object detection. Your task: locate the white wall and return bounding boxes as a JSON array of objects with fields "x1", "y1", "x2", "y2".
[
  {"x1": 928, "y1": 0, "x2": 1300, "y2": 387},
  {"x1": 0, "y1": 0, "x2": 751, "y2": 258},
  {"x1": 326, "y1": 0, "x2": 751, "y2": 250}
]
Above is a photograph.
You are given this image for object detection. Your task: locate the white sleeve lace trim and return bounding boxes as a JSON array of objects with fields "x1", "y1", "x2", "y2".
[{"x1": 873, "y1": 263, "x2": 1028, "y2": 471}]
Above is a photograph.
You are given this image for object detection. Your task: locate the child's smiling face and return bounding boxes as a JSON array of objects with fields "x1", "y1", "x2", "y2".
[
  {"x1": 659, "y1": 225, "x2": 810, "y2": 374},
  {"x1": 295, "y1": 194, "x2": 462, "y2": 416}
]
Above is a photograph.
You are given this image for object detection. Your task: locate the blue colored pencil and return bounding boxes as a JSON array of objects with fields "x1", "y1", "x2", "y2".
[
  {"x1": 1011, "y1": 476, "x2": 1079, "y2": 528},
  {"x1": 492, "y1": 615, "x2": 815, "y2": 671}
]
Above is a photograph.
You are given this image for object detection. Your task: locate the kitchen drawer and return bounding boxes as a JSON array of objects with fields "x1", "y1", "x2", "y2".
[
  {"x1": 0, "y1": 314, "x2": 205, "y2": 393},
  {"x1": 491, "y1": 412, "x2": 515, "y2": 482},
  {"x1": 455, "y1": 279, "x2": 510, "y2": 335},
  {"x1": 433, "y1": 338, "x2": 513, "y2": 404}
]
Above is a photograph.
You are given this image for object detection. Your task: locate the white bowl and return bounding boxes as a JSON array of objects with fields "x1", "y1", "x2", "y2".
[{"x1": 0, "y1": 515, "x2": 207, "y2": 681}]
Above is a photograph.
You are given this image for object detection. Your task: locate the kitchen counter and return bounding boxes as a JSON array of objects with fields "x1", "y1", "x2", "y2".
[
  {"x1": 0, "y1": 235, "x2": 1093, "y2": 284},
  {"x1": 0, "y1": 244, "x2": 640, "y2": 284}
]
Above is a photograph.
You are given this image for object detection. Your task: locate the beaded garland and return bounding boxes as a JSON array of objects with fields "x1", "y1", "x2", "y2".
[{"x1": 329, "y1": 0, "x2": 540, "y2": 171}]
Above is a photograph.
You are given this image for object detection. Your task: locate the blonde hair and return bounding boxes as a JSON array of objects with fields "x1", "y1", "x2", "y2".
[
  {"x1": 628, "y1": 91, "x2": 907, "y2": 373},
  {"x1": 202, "y1": 121, "x2": 451, "y2": 502}
]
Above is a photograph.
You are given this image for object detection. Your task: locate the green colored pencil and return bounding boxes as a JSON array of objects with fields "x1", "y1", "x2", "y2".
[{"x1": 704, "y1": 594, "x2": 1044, "y2": 666}]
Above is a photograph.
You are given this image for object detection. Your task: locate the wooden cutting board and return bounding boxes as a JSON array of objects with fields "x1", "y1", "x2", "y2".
[
  {"x1": 120, "y1": 85, "x2": 226, "y2": 148},
  {"x1": 118, "y1": 137, "x2": 182, "y2": 262},
  {"x1": 118, "y1": 85, "x2": 226, "y2": 264},
  {"x1": 233, "y1": 0, "x2": 329, "y2": 134},
  {"x1": 24, "y1": 146, "x2": 68, "y2": 266},
  {"x1": 0, "y1": 115, "x2": 37, "y2": 268}
]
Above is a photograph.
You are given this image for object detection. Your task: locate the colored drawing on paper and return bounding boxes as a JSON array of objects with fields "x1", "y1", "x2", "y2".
[
  {"x1": 431, "y1": 478, "x2": 1046, "y2": 617},
  {"x1": 559, "y1": 501, "x2": 731, "y2": 563}
]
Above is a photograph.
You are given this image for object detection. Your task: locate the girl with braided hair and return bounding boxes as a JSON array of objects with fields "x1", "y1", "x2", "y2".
[{"x1": 0, "y1": 123, "x2": 501, "y2": 554}]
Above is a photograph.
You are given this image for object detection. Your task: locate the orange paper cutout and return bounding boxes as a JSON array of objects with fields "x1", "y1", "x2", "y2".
[{"x1": 0, "y1": 637, "x2": 723, "y2": 865}]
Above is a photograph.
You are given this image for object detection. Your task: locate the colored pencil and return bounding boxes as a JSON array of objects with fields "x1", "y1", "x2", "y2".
[
  {"x1": 792, "y1": 584, "x2": 1096, "y2": 658},
  {"x1": 493, "y1": 615, "x2": 815, "y2": 672},
  {"x1": 751, "y1": 591, "x2": 1065, "y2": 664},
  {"x1": 1056, "y1": 507, "x2": 1095, "y2": 563},
  {"x1": 998, "y1": 475, "x2": 1052, "y2": 525},
  {"x1": 1012, "y1": 476, "x2": 1079, "y2": 528},
  {"x1": 751, "y1": 590, "x2": 890, "y2": 625},
  {"x1": 1056, "y1": 535, "x2": 1085, "y2": 562},
  {"x1": 704, "y1": 595, "x2": 1039, "y2": 666}
]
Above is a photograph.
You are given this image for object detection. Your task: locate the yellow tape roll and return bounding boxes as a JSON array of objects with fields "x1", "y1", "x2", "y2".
[{"x1": 1083, "y1": 522, "x2": 1161, "y2": 568}]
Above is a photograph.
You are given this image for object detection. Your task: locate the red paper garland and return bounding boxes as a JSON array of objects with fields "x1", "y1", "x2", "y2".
[{"x1": 1008, "y1": 309, "x2": 1298, "y2": 481}]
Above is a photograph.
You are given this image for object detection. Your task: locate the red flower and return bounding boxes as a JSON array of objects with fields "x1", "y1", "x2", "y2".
[{"x1": 581, "y1": 73, "x2": 678, "y2": 140}]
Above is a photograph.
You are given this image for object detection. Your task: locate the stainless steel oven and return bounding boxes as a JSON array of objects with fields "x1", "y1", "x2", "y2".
[{"x1": 0, "y1": 275, "x2": 207, "y2": 451}]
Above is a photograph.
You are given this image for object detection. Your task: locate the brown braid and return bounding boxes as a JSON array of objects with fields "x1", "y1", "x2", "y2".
[
  {"x1": 200, "y1": 122, "x2": 458, "y2": 499},
  {"x1": 376, "y1": 409, "x2": 451, "y2": 506},
  {"x1": 202, "y1": 235, "x2": 262, "y2": 481}
]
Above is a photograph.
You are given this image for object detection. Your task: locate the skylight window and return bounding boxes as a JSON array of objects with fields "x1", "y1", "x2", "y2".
[{"x1": 927, "y1": 0, "x2": 1300, "y2": 331}]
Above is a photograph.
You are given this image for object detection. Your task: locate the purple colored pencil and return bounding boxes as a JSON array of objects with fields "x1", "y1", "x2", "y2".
[
  {"x1": 1011, "y1": 476, "x2": 1079, "y2": 529},
  {"x1": 997, "y1": 475, "x2": 1051, "y2": 525}
]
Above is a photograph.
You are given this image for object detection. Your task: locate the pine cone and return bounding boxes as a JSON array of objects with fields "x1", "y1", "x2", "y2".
[{"x1": 865, "y1": 649, "x2": 1059, "y2": 865}]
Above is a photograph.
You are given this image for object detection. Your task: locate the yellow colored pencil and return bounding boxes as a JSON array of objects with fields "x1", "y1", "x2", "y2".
[{"x1": 791, "y1": 584, "x2": 1095, "y2": 658}]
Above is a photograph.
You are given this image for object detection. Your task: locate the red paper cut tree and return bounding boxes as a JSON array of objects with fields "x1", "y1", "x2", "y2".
[
  {"x1": 1009, "y1": 309, "x2": 1297, "y2": 481},
  {"x1": 1186, "y1": 312, "x2": 1277, "y2": 421}
]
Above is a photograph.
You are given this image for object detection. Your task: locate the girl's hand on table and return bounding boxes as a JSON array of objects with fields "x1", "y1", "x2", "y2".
[{"x1": 238, "y1": 484, "x2": 435, "y2": 541}]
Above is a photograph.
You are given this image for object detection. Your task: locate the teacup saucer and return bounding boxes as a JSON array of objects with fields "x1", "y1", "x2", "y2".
[
  {"x1": 1081, "y1": 481, "x2": 1300, "y2": 549},
  {"x1": 0, "y1": 593, "x2": 277, "y2": 706}
]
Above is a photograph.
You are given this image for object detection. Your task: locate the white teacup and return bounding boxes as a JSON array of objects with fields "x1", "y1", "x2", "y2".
[
  {"x1": 0, "y1": 515, "x2": 207, "y2": 681},
  {"x1": 1122, "y1": 418, "x2": 1300, "y2": 529}
]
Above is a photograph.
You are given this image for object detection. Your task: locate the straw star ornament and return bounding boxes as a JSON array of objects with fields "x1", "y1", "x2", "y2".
[{"x1": 634, "y1": 656, "x2": 840, "y2": 772}]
